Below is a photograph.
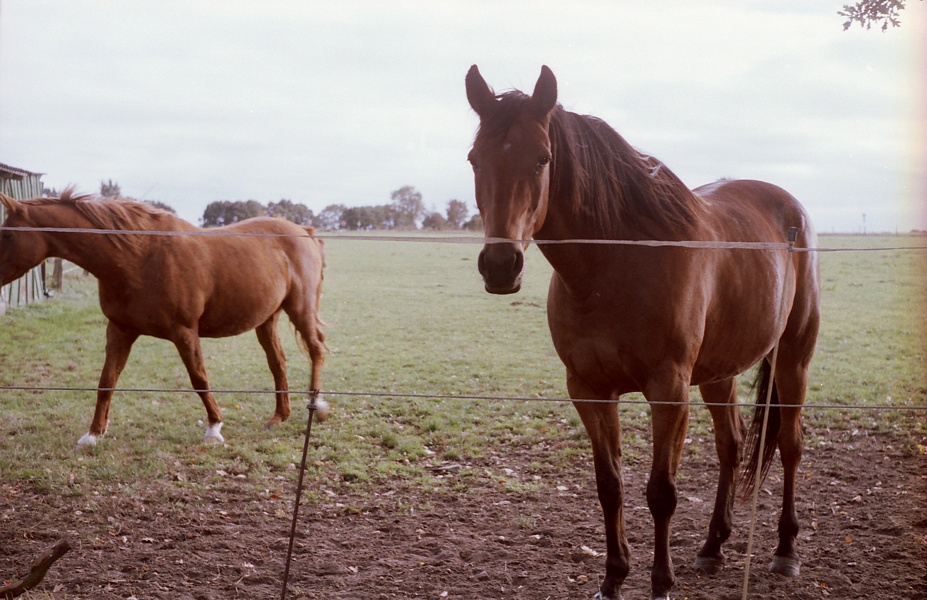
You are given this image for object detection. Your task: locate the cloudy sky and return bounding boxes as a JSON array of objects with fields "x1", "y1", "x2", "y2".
[{"x1": 1, "y1": 1, "x2": 924, "y2": 232}]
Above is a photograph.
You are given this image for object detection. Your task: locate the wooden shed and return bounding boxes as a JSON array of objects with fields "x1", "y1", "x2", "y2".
[{"x1": 0, "y1": 162, "x2": 46, "y2": 314}]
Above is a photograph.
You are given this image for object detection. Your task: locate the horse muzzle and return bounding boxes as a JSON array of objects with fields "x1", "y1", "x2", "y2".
[{"x1": 478, "y1": 243, "x2": 524, "y2": 294}]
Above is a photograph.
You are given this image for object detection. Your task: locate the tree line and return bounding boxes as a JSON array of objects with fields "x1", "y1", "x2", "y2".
[
  {"x1": 200, "y1": 185, "x2": 482, "y2": 231},
  {"x1": 81, "y1": 181, "x2": 481, "y2": 231}
]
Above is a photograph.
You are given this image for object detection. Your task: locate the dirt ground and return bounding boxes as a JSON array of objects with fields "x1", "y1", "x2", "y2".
[{"x1": 2, "y1": 427, "x2": 925, "y2": 600}]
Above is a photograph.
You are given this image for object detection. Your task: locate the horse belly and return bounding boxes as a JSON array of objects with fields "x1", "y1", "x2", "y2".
[
  {"x1": 690, "y1": 287, "x2": 783, "y2": 384},
  {"x1": 198, "y1": 282, "x2": 287, "y2": 337},
  {"x1": 690, "y1": 346, "x2": 768, "y2": 385},
  {"x1": 548, "y1": 278, "x2": 774, "y2": 394}
]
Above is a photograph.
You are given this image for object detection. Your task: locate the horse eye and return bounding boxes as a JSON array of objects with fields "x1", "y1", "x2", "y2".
[{"x1": 536, "y1": 156, "x2": 551, "y2": 173}]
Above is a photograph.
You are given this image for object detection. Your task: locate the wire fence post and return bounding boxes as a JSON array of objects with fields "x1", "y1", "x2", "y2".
[
  {"x1": 281, "y1": 389, "x2": 322, "y2": 600},
  {"x1": 741, "y1": 227, "x2": 798, "y2": 599}
]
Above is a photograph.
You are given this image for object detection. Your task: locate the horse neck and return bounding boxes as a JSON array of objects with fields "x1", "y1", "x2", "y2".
[
  {"x1": 34, "y1": 206, "x2": 139, "y2": 281},
  {"x1": 534, "y1": 119, "x2": 704, "y2": 297},
  {"x1": 534, "y1": 204, "x2": 619, "y2": 299}
]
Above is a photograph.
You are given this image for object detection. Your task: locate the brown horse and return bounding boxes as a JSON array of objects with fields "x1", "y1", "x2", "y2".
[
  {"x1": 466, "y1": 66, "x2": 820, "y2": 600},
  {"x1": 0, "y1": 190, "x2": 326, "y2": 447}
]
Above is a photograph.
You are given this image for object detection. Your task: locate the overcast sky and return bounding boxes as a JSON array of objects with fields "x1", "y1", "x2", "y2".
[{"x1": 1, "y1": 1, "x2": 924, "y2": 232}]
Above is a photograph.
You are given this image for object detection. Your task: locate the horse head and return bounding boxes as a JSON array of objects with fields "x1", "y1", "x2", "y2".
[
  {"x1": 0, "y1": 194, "x2": 49, "y2": 286},
  {"x1": 466, "y1": 65, "x2": 558, "y2": 294}
]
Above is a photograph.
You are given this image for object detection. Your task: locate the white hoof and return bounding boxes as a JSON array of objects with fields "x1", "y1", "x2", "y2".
[
  {"x1": 204, "y1": 422, "x2": 224, "y2": 444},
  {"x1": 311, "y1": 395, "x2": 330, "y2": 422},
  {"x1": 77, "y1": 432, "x2": 100, "y2": 448}
]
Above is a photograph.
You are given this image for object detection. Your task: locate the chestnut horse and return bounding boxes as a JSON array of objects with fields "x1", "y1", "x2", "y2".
[
  {"x1": 0, "y1": 190, "x2": 326, "y2": 447},
  {"x1": 466, "y1": 66, "x2": 820, "y2": 600}
]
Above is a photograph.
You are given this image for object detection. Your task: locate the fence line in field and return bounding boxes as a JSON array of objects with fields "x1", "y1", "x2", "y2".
[
  {"x1": 1, "y1": 384, "x2": 923, "y2": 413},
  {"x1": 3, "y1": 224, "x2": 927, "y2": 254},
  {"x1": 2, "y1": 228, "x2": 924, "y2": 415}
]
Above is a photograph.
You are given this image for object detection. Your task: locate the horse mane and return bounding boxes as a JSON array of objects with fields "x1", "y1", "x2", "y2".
[
  {"x1": 41, "y1": 187, "x2": 188, "y2": 254},
  {"x1": 482, "y1": 91, "x2": 706, "y2": 239},
  {"x1": 551, "y1": 106, "x2": 706, "y2": 239}
]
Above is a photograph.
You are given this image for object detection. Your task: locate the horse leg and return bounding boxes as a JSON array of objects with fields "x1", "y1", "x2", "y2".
[
  {"x1": 284, "y1": 300, "x2": 326, "y2": 409},
  {"x1": 693, "y1": 378, "x2": 744, "y2": 574},
  {"x1": 255, "y1": 314, "x2": 290, "y2": 427},
  {"x1": 569, "y1": 374, "x2": 629, "y2": 600},
  {"x1": 645, "y1": 377, "x2": 690, "y2": 600},
  {"x1": 78, "y1": 321, "x2": 138, "y2": 447},
  {"x1": 171, "y1": 327, "x2": 224, "y2": 443},
  {"x1": 293, "y1": 316, "x2": 324, "y2": 394},
  {"x1": 768, "y1": 358, "x2": 809, "y2": 577}
]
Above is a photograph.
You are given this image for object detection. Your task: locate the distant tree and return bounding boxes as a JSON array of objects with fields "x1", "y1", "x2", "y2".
[
  {"x1": 347, "y1": 206, "x2": 371, "y2": 230},
  {"x1": 422, "y1": 211, "x2": 447, "y2": 230},
  {"x1": 145, "y1": 200, "x2": 176, "y2": 214},
  {"x1": 464, "y1": 214, "x2": 484, "y2": 232},
  {"x1": 202, "y1": 201, "x2": 231, "y2": 227},
  {"x1": 316, "y1": 204, "x2": 347, "y2": 230},
  {"x1": 839, "y1": 0, "x2": 921, "y2": 30},
  {"x1": 342, "y1": 205, "x2": 398, "y2": 230},
  {"x1": 390, "y1": 186, "x2": 425, "y2": 229},
  {"x1": 201, "y1": 200, "x2": 264, "y2": 227},
  {"x1": 341, "y1": 206, "x2": 361, "y2": 230},
  {"x1": 377, "y1": 204, "x2": 399, "y2": 229},
  {"x1": 100, "y1": 179, "x2": 121, "y2": 198},
  {"x1": 445, "y1": 199, "x2": 469, "y2": 229},
  {"x1": 266, "y1": 198, "x2": 314, "y2": 225}
]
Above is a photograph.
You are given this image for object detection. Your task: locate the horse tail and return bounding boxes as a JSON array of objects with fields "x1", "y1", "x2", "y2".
[
  {"x1": 294, "y1": 225, "x2": 328, "y2": 356},
  {"x1": 304, "y1": 226, "x2": 325, "y2": 265},
  {"x1": 738, "y1": 358, "x2": 780, "y2": 500}
]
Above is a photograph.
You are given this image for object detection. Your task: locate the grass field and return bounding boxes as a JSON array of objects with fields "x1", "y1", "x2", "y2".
[{"x1": 0, "y1": 233, "x2": 924, "y2": 497}]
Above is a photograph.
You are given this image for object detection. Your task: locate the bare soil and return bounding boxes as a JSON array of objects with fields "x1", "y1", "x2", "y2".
[{"x1": 2, "y1": 427, "x2": 925, "y2": 600}]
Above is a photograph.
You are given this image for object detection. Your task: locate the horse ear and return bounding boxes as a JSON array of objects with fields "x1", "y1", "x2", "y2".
[
  {"x1": 530, "y1": 65, "x2": 558, "y2": 116},
  {"x1": 0, "y1": 193, "x2": 19, "y2": 215},
  {"x1": 466, "y1": 65, "x2": 496, "y2": 118}
]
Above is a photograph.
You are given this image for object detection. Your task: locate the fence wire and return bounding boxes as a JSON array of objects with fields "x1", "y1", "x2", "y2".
[
  {"x1": 1, "y1": 225, "x2": 925, "y2": 413},
  {"x1": 3, "y1": 224, "x2": 927, "y2": 253},
  {"x1": 0, "y1": 386, "x2": 923, "y2": 412}
]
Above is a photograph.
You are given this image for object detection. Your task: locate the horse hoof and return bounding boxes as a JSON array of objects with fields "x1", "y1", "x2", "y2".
[
  {"x1": 76, "y1": 432, "x2": 100, "y2": 448},
  {"x1": 693, "y1": 555, "x2": 725, "y2": 575},
  {"x1": 769, "y1": 555, "x2": 801, "y2": 577},
  {"x1": 263, "y1": 418, "x2": 283, "y2": 430},
  {"x1": 204, "y1": 422, "x2": 225, "y2": 444},
  {"x1": 592, "y1": 591, "x2": 623, "y2": 600}
]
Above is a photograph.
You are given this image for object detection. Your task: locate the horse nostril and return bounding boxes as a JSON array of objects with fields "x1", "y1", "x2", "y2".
[
  {"x1": 477, "y1": 250, "x2": 487, "y2": 276},
  {"x1": 512, "y1": 251, "x2": 524, "y2": 277}
]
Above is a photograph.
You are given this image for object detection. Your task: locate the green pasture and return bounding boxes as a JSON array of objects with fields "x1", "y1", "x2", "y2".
[{"x1": 0, "y1": 234, "x2": 924, "y2": 497}]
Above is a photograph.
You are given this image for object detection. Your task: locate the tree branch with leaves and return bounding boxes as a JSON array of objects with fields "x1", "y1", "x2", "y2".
[{"x1": 839, "y1": 0, "x2": 921, "y2": 30}]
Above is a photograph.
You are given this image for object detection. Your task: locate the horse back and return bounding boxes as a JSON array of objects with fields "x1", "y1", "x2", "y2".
[
  {"x1": 100, "y1": 217, "x2": 323, "y2": 339},
  {"x1": 208, "y1": 216, "x2": 325, "y2": 303}
]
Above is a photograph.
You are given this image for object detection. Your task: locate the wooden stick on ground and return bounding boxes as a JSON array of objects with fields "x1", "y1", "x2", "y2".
[{"x1": 1, "y1": 540, "x2": 71, "y2": 599}]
